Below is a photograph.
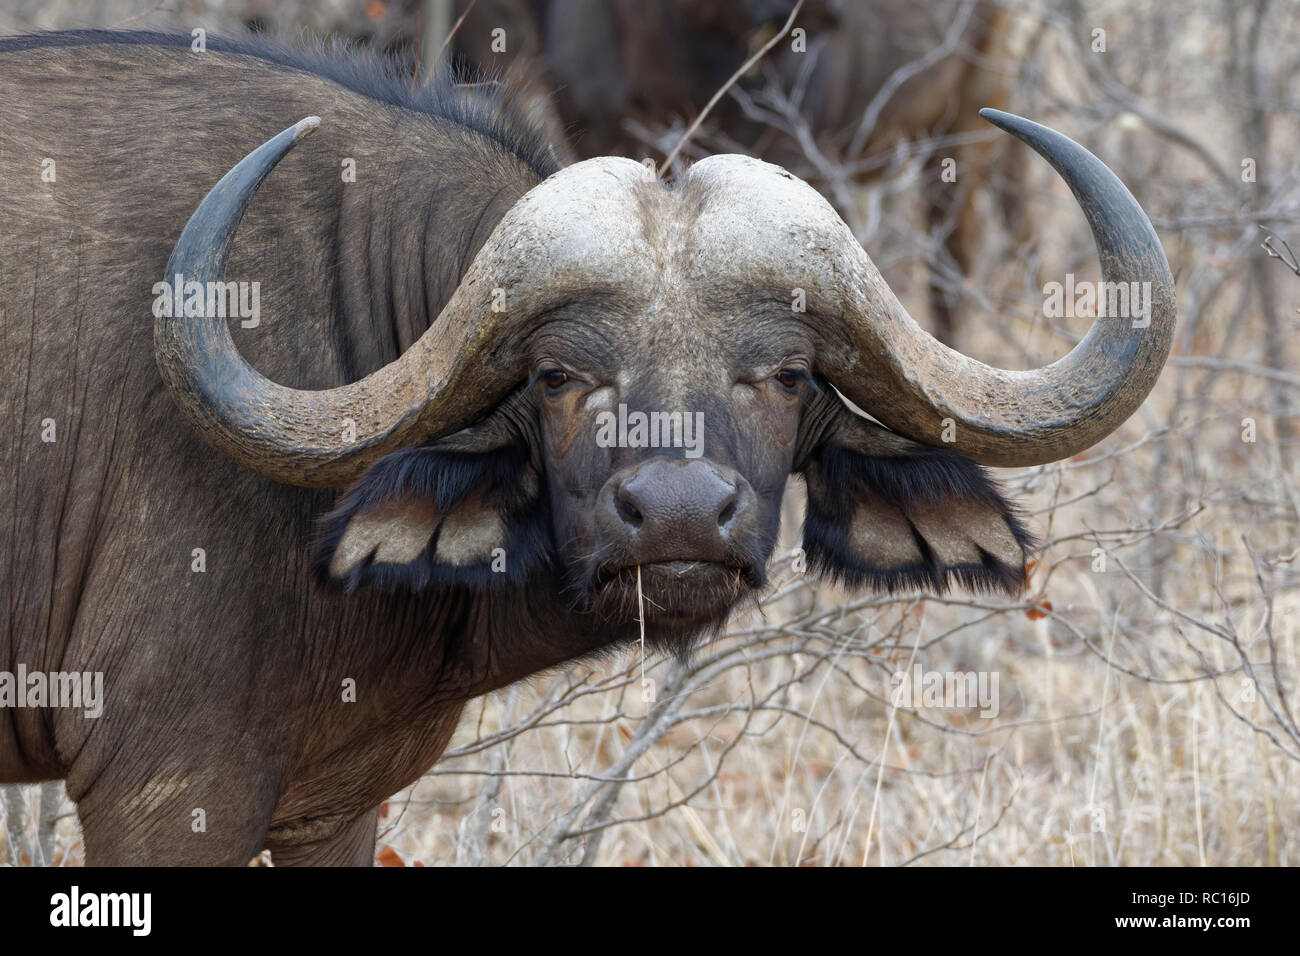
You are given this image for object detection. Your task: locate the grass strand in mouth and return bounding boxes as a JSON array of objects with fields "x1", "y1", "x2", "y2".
[{"x1": 637, "y1": 564, "x2": 646, "y2": 687}]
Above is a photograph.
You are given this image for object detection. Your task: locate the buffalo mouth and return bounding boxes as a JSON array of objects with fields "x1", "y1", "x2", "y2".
[{"x1": 585, "y1": 559, "x2": 765, "y2": 634}]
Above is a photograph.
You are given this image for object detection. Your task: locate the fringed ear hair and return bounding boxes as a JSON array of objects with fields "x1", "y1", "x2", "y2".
[
  {"x1": 800, "y1": 415, "x2": 1034, "y2": 596},
  {"x1": 316, "y1": 442, "x2": 549, "y2": 592}
]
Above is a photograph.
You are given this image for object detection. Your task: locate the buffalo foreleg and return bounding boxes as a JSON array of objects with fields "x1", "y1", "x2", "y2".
[{"x1": 266, "y1": 807, "x2": 380, "y2": 867}]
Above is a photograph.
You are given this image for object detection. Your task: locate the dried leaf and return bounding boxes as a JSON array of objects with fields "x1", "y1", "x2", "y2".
[{"x1": 1025, "y1": 598, "x2": 1053, "y2": 621}]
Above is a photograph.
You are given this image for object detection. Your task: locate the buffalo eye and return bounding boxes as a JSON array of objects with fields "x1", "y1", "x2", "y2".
[
  {"x1": 542, "y1": 369, "x2": 568, "y2": 389},
  {"x1": 774, "y1": 369, "x2": 802, "y2": 390}
]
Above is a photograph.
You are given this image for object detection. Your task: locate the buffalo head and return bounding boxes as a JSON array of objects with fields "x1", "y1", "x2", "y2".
[{"x1": 154, "y1": 111, "x2": 1174, "y2": 647}]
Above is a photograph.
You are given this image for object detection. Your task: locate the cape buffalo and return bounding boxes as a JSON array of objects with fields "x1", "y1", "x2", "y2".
[{"x1": 0, "y1": 30, "x2": 1173, "y2": 865}]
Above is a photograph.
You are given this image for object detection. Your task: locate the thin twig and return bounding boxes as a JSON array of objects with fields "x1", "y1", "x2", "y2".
[
  {"x1": 434, "y1": 0, "x2": 480, "y2": 73},
  {"x1": 658, "y1": 0, "x2": 805, "y2": 176}
]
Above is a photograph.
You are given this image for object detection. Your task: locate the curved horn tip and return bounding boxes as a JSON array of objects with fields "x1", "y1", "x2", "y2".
[
  {"x1": 979, "y1": 107, "x2": 1035, "y2": 137},
  {"x1": 828, "y1": 107, "x2": 1174, "y2": 468},
  {"x1": 294, "y1": 116, "x2": 322, "y2": 141}
]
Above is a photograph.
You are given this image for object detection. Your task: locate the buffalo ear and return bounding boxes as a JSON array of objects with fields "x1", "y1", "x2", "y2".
[
  {"x1": 315, "y1": 441, "x2": 548, "y2": 592},
  {"x1": 799, "y1": 414, "x2": 1033, "y2": 595}
]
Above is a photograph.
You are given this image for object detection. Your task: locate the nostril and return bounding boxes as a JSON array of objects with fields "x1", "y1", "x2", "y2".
[
  {"x1": 617, "y1": 495, "x2": 644, "y2": 528},
  {"x1": 717, "y1": 497, "x2": 737, "y2": 528}
]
